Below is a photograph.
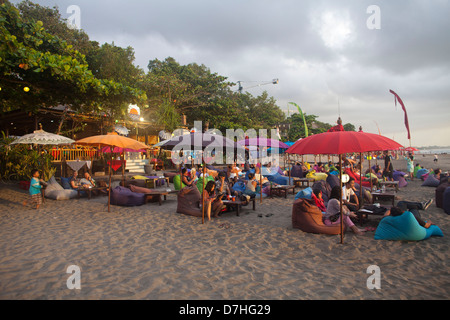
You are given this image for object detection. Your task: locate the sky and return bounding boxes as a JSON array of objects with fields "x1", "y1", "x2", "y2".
[{"x1": 11, "y1": 0, "x2": 450, "y2": 147}]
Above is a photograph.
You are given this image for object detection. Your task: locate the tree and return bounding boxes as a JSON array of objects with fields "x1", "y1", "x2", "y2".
[{"x1": 0, "y1": 1, "x2": 146, "y2": 116}]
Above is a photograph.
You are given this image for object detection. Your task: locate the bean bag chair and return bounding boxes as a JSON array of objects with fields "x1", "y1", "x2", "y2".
[
  {"x1": 444, "y1": 187, "x2": 450, "y2": 215},
  {"x1": 326, "y1": 173, "x2": 340, "y2": 190},
  {"x1": 61, "y1": 177, "x2": 72, "y2": 190},
  {"x1": 232, "y1": 180, "x2": 246, "y2": 194},
  {"x1": 422, "y1": 175, "x2": 440, "y2": 188},
  {"x1": 306, "y1": 171, "x2": 328, "y2": 181},
  {"x1": 295, "y1": 187, "x2": 313, "y2": 200},
  {"x1": 176, "y1": 186, "x2": 202, "y2": 217},
  {"x1": 121, "y1": 179, "x2": 147, "y2": 188},
  {"x1": 265, "y1": 172, "x2": 291, "y2": 185},
  {"x1": 374, "y1": 211, "x2": 444, "y2": 241},
  {"x1": 436, "y1": 182, "x2": 450, "y2": 209},
  {"x1": 45, "y1": 176, "x2": 78, "y2": 200},
  {"x1": 290, "y1": 165, "x2": 304, "y2": 178},
  {"x1": 292, "y1": 198, "x2": 341, "y2": 235},
  {"x1": 196, "y1": 175, "x2": 214, "y2": 193},
  {"x1": 173, "y1": 174, "x2": 186, "y2": 191},
  {"x1": 344, "y1": 168, "x2": 371, "y2": 187},
  {"x1": 393, "y1": 171, "x2": 408, "y2": 188},
  {"x1": 416, "y1": 168, "x2": 429, "y2": 179},
  {"x1": 110, "y1": 186, "x2": 146, "y2": 207},
  {"x1": 312, "y1": 180, "x2": 331, "y2": 203}
]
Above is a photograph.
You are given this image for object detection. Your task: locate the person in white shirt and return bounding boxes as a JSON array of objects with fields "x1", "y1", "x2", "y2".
[{"x1": 342, "y1": 177, "x2": 359, "y2": 211}]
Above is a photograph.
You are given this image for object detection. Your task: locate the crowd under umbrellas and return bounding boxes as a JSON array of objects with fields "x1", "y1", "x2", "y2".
[{"x1": 286, "y1": 130, "x2": 404, "y2": 244}]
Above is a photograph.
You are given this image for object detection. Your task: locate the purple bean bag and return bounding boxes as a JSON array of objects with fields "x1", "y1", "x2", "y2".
[
  {"x1": 444, "y1": 187, "x2": 450, "y2": 215},
  {"x1": 110, "y1": 186, "x2": 146, "y2": 207}
]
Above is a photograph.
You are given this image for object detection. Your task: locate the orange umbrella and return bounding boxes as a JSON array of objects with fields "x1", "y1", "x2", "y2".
[{"x1": 76, "y1": 134, "x2": 150, "y2": 212}]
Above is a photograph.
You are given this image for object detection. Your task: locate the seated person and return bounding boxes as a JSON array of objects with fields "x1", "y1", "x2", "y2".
[
  {"x1": 312, "y1": 188, "x2": 327, "y2": 212},
  {"x1": 323, "y1": 186, "x2": 364, "y2": 236},
  {"x1": 434, "y1": 168, "x2": 441, "y2": 180},
  {"x1": 313, "y1": 162, "x2": 325, "y2": 173},
  {"x1": 244, "y1": 173, "x2": 266, "y2": 198},
  {"x1": 69, "y1": 171, "x2": 81, "y2": 189},
  {"x1": 290, "y1": 162, "x2": 304, "y2": 178},
  {"x1": 215, "y1": 171, "x2": 233, "y2": 196},
  {"x1": 254, "y1": 166, "x2": 270, "y2": 186},
  {"x1": 80, "y1": 172, "x2": 96, "y2": 187},
  {"x1": 182, "y1": 168, "x2": 197, "y2": 187},
  {"x1": 201, "y1": 180, "x2": 224, "y2": 220},
  {"x1": 342, "y1": 178, "x2": 359, "y2": 211},
  {"x1": 383, "y1": 206, "x2": 433, "y2": 229}
]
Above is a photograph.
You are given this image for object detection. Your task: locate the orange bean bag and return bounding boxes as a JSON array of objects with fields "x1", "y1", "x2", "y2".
[{"x1": 292, "y1": 198, "x2": 342, "y2": 235}]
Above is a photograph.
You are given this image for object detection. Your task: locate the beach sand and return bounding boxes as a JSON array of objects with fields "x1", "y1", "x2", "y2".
[{"x1": 0, "y1": 153, "x2": 449, "y2": 300}]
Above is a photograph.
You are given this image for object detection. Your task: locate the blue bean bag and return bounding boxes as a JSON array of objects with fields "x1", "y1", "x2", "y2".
[
  {"x1": 295, "y1": 187, "x2": 313, "y2": 200},
  {"x1": 266, "y1": 173, "x2": 291, "y2": 185},
  {"x1": 374, "y1": 211, "x2": 443, "y2": 241},
  {"x1": 416, "y1": 168, "x2": 429, "y2": 179},
  {"x1": 110, "y1": 186, "x2": 146, "y2": 207}
]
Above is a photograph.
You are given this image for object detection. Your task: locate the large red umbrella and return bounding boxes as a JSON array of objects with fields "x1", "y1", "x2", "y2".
[{"x1": 286, "y1": 131, "x2": 403, "y2": 243}]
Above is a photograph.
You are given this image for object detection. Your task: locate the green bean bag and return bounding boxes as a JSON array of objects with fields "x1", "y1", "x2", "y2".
[
  {"x1": 173, "y1": 174, "x2": 186, "y2": 191},
  {"x1": 374, "y1": 211, "x2": 443, "y2": 241},
  {"x1": 196, "y1": 175, "x2": 214, "y2": 193}
]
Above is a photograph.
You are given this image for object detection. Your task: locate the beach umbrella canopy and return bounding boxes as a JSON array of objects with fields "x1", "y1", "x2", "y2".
[
  {"x1": 99, "y1": 146, "x2": 146, "y2": 153},
  {"x1": 159, "y1": 132, "x2": 243, "y2": 151},
  {"x1": 404, "y1": 147, "x2": 419, "y2": 152},
  {"x1": 11, "y1": 129, "x2": 75, "y2": 146},
  {"x1": 238, "y1": 138, "x2": 290, "y2": 149},
  {"x1": 75, "y1": 134, "x2": 149, "y2": 212},
  {"x1": 286, "y1": 131, "x2": 403, "y2": 244},
  {"x1": 75, "y1": 134, "x2": 149, "y2": 151},
  {"x1": 286, "y1": 131, "x2": 403, "y2": 155}
]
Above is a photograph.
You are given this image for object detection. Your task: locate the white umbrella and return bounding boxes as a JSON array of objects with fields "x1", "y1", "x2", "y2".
[{"x1": 11, "y1": 129, "x2": 75, "y2": 146}]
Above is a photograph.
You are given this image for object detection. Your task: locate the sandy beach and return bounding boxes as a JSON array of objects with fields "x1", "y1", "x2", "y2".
[{"x1": 0, "y1": 153, "x2": 449, "y2": 300}]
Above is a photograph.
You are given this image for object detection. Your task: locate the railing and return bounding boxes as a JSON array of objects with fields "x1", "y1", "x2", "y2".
[{"x1": 50, "y1": 147, "x2": 100, "y2": 162}]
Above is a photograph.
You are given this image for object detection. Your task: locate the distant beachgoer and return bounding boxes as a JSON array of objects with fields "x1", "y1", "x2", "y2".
[
  {"x1": 434, "y1": 154, "x2": 438, "y2": 163},
  {"x1": 383, "y1": 151, "x2": 394, "y2": 181},
  {"x1": 405, "y1": 153, "x2": 414, "y2": 180}
]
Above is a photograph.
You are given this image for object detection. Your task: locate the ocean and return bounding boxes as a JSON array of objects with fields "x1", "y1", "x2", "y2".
[{"x1": 417, "y1": 148, "x2": 450, "y2": 155}]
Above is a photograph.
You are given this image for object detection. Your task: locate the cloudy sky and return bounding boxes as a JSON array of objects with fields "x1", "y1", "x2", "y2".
[{"x1": 12, "y1": 0, "x2": 450, "y2": 147}]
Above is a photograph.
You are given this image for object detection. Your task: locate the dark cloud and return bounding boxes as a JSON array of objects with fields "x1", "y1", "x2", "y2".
[{"x1": 10, "y1": 0, "x2": 450, "y2": 146}]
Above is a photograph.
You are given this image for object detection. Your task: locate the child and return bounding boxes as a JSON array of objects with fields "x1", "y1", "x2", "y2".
[{"x1": 23, "y1": 169, "x2": 44, "y2": 209}]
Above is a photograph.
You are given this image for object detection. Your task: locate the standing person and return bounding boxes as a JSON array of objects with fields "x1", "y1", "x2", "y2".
[
  {"x1": 405, "y1": 153, "x2": 415, "y2": 181},
  {"x1": 383, "y1": 151, "x2": 394, "y2": 181},
  {"x1": 434, "y1": 154, "x2": 438, "y2": 163},
  {"x1": 23, "y1": 169, "x2": 44, "y2": 209}
]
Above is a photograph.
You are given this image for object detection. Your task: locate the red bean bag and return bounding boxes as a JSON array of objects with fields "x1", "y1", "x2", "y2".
[{"x1": 345, "y1": 168, "x2": 372, "y2": 188}]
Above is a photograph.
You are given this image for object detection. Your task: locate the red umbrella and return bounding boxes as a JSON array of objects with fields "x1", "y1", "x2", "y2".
[
  {"x1": 286, "y1": 131, "x2": 403, "y2": 155},
  {"x1": 286, "y1": 131, "x2": 403, "y2": 244}
]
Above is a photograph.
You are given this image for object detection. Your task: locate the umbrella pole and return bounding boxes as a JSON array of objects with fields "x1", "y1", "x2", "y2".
[
  {"x1": 288, "y1": 153, "x2": 291, "y2": 185},
  {"x1": 108, "y1": 147, "x2": 113, "y2": 213},
  {"x1": 369, "y1": 156, "x2": 372, "y2": 191},
  {"x1": 260, "y1": 163, "x2": 263, "y2": 203},
  {"x1": 339, "y1": 154, "x2": 344, "y2": 244},
  {"x1": 359, "y1": 152, "x2": 363, "y2": 209},
  {"x1": 202, "y1": 162, "x2": 206, "y2": 224}
]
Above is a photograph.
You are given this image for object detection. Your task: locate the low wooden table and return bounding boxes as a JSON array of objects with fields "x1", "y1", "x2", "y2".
[
  {"x1": 222, "y1": 198, "x2": 256, "y2": 216},
  {"x1": 146, "y1": 177, "x2": 170, "y2": 189},
  {"x1": 77, "y1": 187, "x2": 108, "y2": 199},
  {"x1": 293, "y1": 178, "x2": 314, "y2": 189},
  {"x1": 270, "y1": 185, "x2": 296, "y2": 198},
  {"x1": 371, "y1": 191, "x2": 396, "y2": 206},
  {"x1": 145, "y1": 189, "x2": 179, "y2": 206},
  {"x1": 379, "y1": 181, "x2": 399, "y2": 192}
]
